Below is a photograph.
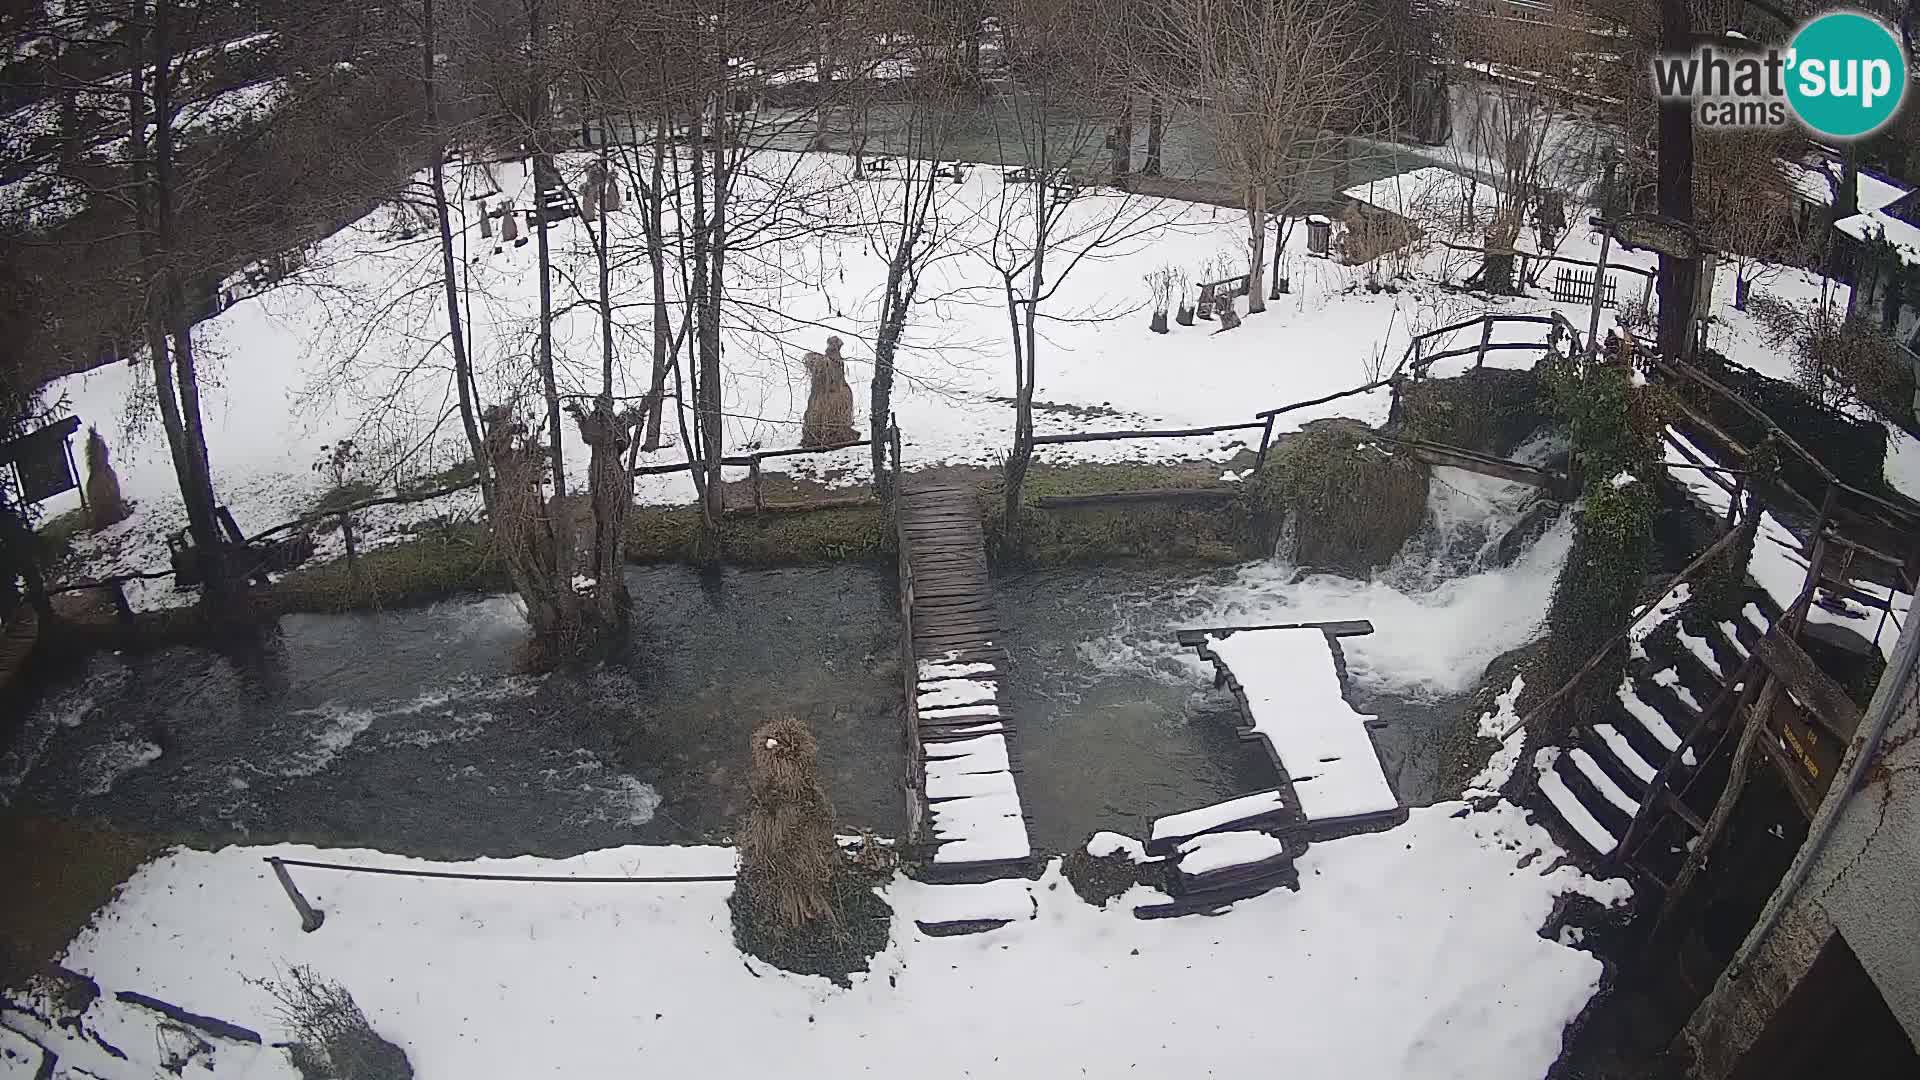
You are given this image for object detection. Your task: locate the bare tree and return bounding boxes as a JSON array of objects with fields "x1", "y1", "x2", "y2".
[
  {"x1": 1145, "y1": 0, "x2": 1377, "y2": 313},
  {"x1": 980, "y1": 0, "x2": 1161, "y2": 528}
]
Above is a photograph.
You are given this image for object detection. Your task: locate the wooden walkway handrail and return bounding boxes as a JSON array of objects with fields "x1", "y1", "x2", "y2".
[
  {"x1": 1030, "y1": 421, "x2": 1266, "y2": 445},
  {"x1": 1254, "y1": 378, "x2": 1394, "y2": 419},
  {"x1": 1659, "y1": 358, "x2": 1920, "y2": 528},
  {"x1": 1497, "y1": 517, "x2": 1753, "y2": 741}
]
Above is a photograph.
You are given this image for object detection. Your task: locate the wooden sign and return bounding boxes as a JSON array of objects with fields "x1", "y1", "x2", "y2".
[
  {"x1": 0, "y1": 415, "x2": 81, "y2": 505},
  {"x1": 1614, "y1": 213, "x2": 1707, "y2": 260}
]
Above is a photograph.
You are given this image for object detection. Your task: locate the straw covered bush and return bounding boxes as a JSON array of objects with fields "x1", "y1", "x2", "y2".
[
  {"x1": 729, "y1": 717, "x2": 890, "y2": 985},
  {"x1": 83, "y1": 426, "x2": 130, "y2": 530},
  {"x1": 1243, "y1": 418, "x2": 1430, "y2": 576}
]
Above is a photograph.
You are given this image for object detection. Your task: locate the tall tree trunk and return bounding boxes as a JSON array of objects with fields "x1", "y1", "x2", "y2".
[
  {"x1": 1111, "y1": 100, "x2": 1132, "y2": 182},
  {"x1": 1246, "y1": 186, "x2": 1268, "y2": 313},
  {"x1": 1003, "y1": 187, "x2": 1045, "y2": 530},
  {"x1": 1656, "y1": 0, "x2": 1697, "y2": 362},
  {"x1": 643, "y1": 112, "x2": 672, "y2": 450},
  {"x1": 705, "y1": 103, "x2": 729, "y2": 538},
  {"x1": 872, "y1": 251, "x2": 912, "y2": 497},
  {"x1": 689, "y1": 102, "x2": 723, "y2": 557},
  {"x1": 1144, "y1": 97, "x2": 1164, "y2": 177},
  {"x1": 529, "y1": 0, "x2": 566, "y2": 502},
  {"x1": 151, "y1": 0, "x2": 231, "y2": 610},
  {"x1": 812, "y1": 34, "x2": 830, "y2": 150},
  {"x1": 424, "y1": 0, "x2": 494, "y2": 518}
]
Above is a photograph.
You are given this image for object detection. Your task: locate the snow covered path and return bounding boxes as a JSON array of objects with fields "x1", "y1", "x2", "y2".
[{"x1": 25, "y1": 801, "x2": 1629, "y2": 1079}]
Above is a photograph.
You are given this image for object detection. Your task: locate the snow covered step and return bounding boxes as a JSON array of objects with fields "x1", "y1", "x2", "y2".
[
  {"x1": 1535, "y1": 748, "x2": 1619, "y2": 856},
  {"x1": 1146, "y1": 789, "x2": 1292, "y2": 855},
  {"x1": 1155, "y1": 830, "x2": 1302, "y2": 913},
  {"x1": 1718, "y1": 620, "x2": 1752, "y2": 660},
  {"x1": 1594, "y1": 724, "x2": 1657, "y2": 784},
  {"x1": 1650, "y1": 668, "x2": 1704, "y2": 717},
  {"x1": 1568, "y1": 748, "x2": 1640, "y2": 817},
  {"x1": 1676, "y1": 624, "x2": 1726, "y2": 679},
  {"x1": 1616, "y1": 680, "x2": 1698, "y2": 767},
  {"x1": 1176, "y1": 830, "x2": 1289, "y2": 877},
  {"x1": 910, "y1": 879, "x2": 1036, "y2": 934}
]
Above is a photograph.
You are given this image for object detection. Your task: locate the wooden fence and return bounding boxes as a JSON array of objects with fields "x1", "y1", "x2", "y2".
[{"x1": 1029, "y1": 311, "x2": 1582, "y2": 490}]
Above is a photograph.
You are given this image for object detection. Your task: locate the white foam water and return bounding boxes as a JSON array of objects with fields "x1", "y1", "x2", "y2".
[
  {"x1": 1081, "y1": 436, "x2": 1575, "y2": 700},
  {"x1": 76, "y1": 737, "x2": 164, "y2": 797}
]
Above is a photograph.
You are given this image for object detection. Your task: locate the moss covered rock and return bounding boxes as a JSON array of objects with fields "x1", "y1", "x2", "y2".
[
  {"x1": 1396, "y1": 368, "x2": 1550, "y2": 456},
  {"x1": 1244, "y1": 418, "x2": 1430, "y2": 576}
]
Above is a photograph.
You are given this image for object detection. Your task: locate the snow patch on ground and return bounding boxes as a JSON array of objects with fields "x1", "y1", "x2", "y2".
[{"x1": 40, "y1": 803, "x2": 1629, "y2": 1079}]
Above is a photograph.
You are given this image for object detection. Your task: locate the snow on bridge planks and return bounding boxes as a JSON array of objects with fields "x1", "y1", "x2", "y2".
[
  {"x1": 1181, "y1": 624, "x2": 1407, "y2": 835},
  {"x1": 898, "y1": 480, "x2": 1032, "y2": 874}
]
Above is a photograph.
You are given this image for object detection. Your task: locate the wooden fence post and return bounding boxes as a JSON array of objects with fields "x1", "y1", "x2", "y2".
[
  {"x1": 1254, "y1": 415, "x2": 1278, "y2": 473},
  {"x1": 267, "y1": 857, "x2": 326, "y2": 933},
  {"x1": 1475, "y1": 319, "x2": 1493, "y2": 370},
  {"x1": 749, "y1": 458, "x2": 765, "y2": 513}
]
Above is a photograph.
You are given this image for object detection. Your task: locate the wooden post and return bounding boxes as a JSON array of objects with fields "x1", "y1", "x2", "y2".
[
  {"x1": 1640, "y1": 271, "x2": 1655, "y2": 313},
  {"x1": 750, "y1": 458, "x2": 764, "y2": 513},
  {"x1": 1585, "y1": 225, "x2": 1614, "y2": 362},
  {"x1": 65, "y1": 433, "x2": 88, "y2": 515},
  {"x1": 1253, "y1": 415, "x2": 1278, "y2": 473},
  {"x1": 267, "y1": 857, "x2": 326, "y2": 933},
  {"x1": 339, "y1": 512, "x2": 357, "y2": 562},
  {"x1": 1475, "y1": 319, "x2": 1493, "y2": 370},
  {"x1": 109, "y1": 580, "x2": 134, "y2": 626},
  {"x1": 1726, "y1": 473, "x2": 1745, "y2": 529}
]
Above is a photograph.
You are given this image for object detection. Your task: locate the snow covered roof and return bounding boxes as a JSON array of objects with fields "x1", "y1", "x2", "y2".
[
  {"x1": 1835, "y1": 206, "x2": 1920, "y2": 265},
  {"x1": 1787, "y1": 156, "x2": 1909, "y2": 213}
]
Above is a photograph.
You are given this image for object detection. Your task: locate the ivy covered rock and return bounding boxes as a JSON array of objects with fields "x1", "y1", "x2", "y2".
[{"x1": 1244, "y1": 418, "x2": 1430, "y2": 577}]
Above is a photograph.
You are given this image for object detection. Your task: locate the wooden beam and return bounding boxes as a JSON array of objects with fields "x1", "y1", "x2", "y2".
[
  {"x1": 1032, "y1": 487, "x2": 1238, "y2": 509},
  {"x1": 1752, "y1": 631, "x2": 1863, "y2": 741},
  {"x1": 1176, "y1": 620, "x2": 1375, "y2": 646}
]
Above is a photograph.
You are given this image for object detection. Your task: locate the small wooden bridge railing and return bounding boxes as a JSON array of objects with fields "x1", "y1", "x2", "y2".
[{"x1": 1026, "y1": 312, "x2": 1582, "y2": 495}]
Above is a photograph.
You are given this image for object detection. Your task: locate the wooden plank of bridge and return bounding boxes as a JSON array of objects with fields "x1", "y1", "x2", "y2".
[{"x1": 897, "y1": 479, "x2": 1034, "y2": 879}]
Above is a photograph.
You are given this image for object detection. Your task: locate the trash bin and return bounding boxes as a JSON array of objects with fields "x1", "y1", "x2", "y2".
[{"x1": 1306, "y1": 214, "x2": 1332, "y2": 257}]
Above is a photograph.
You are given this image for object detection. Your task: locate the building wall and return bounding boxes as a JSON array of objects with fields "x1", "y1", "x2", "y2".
[{"x1": 1682, "y1": 621, "x2": 1920, "y2": 1077}]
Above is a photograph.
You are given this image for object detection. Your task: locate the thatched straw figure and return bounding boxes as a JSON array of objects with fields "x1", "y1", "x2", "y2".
[
  {"x1": 84, "y1": 425, "x2": 130, "y2": 530},
  {"x1": 799, "y1": 336, "x2": 858, "y2": 448},
  {"x1": 739, "y1": 717, "x2": 840, "y2": 930}
]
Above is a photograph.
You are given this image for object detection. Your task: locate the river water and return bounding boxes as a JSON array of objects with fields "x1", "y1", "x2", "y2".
[
  {"x1": 4, "y1": 447, "x2": 1571, "y2": 859},
  {"x1": 1, "y1": 566, "x2": 905, "y2": 859}
]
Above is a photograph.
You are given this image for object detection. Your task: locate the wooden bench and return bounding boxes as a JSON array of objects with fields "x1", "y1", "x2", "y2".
[{"x1": 1195, "y1": 274, "x2": 1250, "y2": 319}]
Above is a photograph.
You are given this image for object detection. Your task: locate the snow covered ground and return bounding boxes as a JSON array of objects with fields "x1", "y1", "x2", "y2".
[
  {"x1": 10, "y1": 802, "x2": 1629, "y2": 1079},
  {"x1": 39, "y1": 151, "x2": 1611, "y2": 610}
]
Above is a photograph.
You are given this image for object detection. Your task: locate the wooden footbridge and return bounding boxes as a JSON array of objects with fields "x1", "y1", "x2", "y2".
[{"x1": 895, "y1": 478, "x2": 1032, "y2": 878}]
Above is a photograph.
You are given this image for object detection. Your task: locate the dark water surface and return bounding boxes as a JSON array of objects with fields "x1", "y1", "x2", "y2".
[
  {"x1": 996, "y1": 566, "x2": 1469, "y2": 853},
  {"x1": 2, "y1": 565, "x2": 905, "y2": 859}
]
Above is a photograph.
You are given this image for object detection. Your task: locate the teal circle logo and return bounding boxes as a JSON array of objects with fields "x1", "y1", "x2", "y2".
[{"x1": 1787, "y1": 12, "x2": 1907, "y2": 138}]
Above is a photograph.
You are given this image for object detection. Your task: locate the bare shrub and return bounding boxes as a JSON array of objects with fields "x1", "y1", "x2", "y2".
[
  {"x1": 255, "y1": 965, "x2": 411, "y2": 1080},
  {"x1": 1751, "y1": 291, "x2": 1914, "y2": 421}
]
